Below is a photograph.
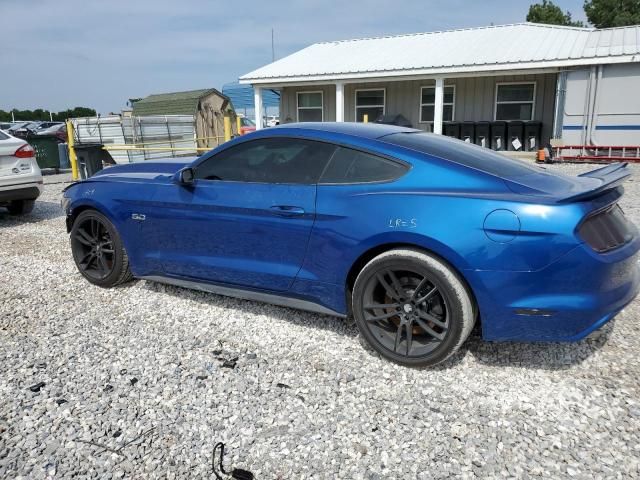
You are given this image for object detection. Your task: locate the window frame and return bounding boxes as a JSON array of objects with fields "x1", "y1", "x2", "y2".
[
  {"x1": 193, "y1": 136, "x2": 337, "y2": 186},
  {"x1": 494, "y1": 81, "x2": 536, "y2": 121},
  {"x1": 296, "y1": 91, "x2": 324, "y2": 122},
  {"x1": 354, "y1": 88, "x2": 386, "y2": 123},
  {"x1": 318, "y1": 145, "x2": 410, "y2": 186},
  {"x1": 193, "y1": 135, "x2": 410, "y2": 186},
  {"x1": 419, "y1": 84, "x2": 456, "y2": 124}
]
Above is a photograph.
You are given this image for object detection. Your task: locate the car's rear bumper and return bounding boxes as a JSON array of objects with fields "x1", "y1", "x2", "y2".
[
  {"x1": 0, "y1": 182, "x2": 43, "y2": 203},
  {"x1": 470, "y1": 235, "x2": 640, "y2": 341}
]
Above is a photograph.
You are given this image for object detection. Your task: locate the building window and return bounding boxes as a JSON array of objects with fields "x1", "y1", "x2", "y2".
[
  {"x1": 495, "y1": 83, "x2": 536, "y2": 121},
  {"x1": 420, "y1": 85, "x2": 455, "y2": 123},
  {"x1": 297, "y1": 91, "x2": 323, "y2": 122},
  {"x1": 355, "y1": 89, "x2": 385, "y2": 122}
]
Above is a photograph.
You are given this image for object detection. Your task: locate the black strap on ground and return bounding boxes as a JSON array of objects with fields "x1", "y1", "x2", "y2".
[{"x1": 212, "y1": 442, "x2": 254, "y2": 480}]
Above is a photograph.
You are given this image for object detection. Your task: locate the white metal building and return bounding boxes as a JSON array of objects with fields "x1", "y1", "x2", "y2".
[{"x1": 240, "y1": 23, "x2": 640, "y2": 150}]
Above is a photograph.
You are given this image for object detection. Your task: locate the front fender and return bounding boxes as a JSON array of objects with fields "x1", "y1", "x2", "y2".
[{"x1": 63, "y1": 182, "x2": 144, "y2": 267}]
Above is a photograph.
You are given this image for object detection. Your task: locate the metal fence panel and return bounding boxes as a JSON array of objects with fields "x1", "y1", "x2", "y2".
[{"x1": 72, "y1": 114, "x2": 197, "y2": 164}]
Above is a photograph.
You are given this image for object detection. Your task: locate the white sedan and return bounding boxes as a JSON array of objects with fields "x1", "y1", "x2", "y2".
[{"x1": 0, "y1": 130, "x2": 42, "y2": 215}]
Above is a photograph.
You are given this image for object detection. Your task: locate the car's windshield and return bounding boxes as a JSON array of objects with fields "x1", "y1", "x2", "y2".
[
  {"x1": 382, "y1": 132, "x2": 543, "y2": 178},
  {"x1": 241, "y1": 117, "x2": 255, "y2": 127}
]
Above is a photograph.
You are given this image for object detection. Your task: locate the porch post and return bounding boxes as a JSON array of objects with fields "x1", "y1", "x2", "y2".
[
  {"x1": 433, "y1": 77, "x2": 444, "y2": 134},
  {"x1": 254, "y1": 86, "x2": 263, "y2": 130},
  {"x1": 335, "y1": 82, "x2": 345, "y2": 122}
]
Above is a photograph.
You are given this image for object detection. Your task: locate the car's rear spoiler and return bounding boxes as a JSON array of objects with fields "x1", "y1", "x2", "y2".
[{"x1": 558, "y1": 162, "x2": 631, "y2": 203}]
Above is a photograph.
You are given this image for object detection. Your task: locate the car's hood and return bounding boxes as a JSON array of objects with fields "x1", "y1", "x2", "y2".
[{"x1": 91, "y1": 158, "x2": 196, "y2": 180}]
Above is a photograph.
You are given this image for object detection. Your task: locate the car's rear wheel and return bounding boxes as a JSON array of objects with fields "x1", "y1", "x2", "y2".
[
  {"x1": 70, "y1": 210, "x2": 133, "y2": 287},
  {"x1": 352, "y1": 248, "x2": 475, "y2": 367},
  {"x1": 7, "y1": 199, "x2": 35, "y2": 215}
]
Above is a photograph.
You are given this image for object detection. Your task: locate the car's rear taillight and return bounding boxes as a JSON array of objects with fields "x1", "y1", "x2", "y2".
[
  {"x1": 15, "y1": 144, "x2": 35, "y2": 158},
  {"x1": 578, "y1": 204, "x2": 634, "y2": 252}
]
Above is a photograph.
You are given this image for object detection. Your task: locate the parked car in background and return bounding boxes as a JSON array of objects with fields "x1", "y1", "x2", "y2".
[
  {"x1": 238, "y1": 116, "x2": 256, "y2": 135},
  {"x1": 0, "y1": 130, "x2": 42, "y2": 215},
  {"x1": 36, "y1": 123, "x2": 67, "y2": 141},
  {"x1": 8, "y1": 121, "x2": 42, "y2": 138},
  {"x1": 37, "y1": 121, "x2": 63, "y2": 130},
  {"x1": 0, "y1": 122, "x2": 12, "y2": 131},
  {"x1": 62, "y1": 123, "x2": 640, "y2": 366},
  {"x1": 6, "y1": 121, "x2": 31, "y2": 133},
  {"x1": 266, "y1": 115, "x2": 280, "y2": 127}
]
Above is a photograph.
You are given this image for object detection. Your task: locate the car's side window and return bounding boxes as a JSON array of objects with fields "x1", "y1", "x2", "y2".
[
  {"x1": 195, "y1": 138, "x2": 337, "y2": 185},
  {"x1": 319, "y1": 146, "x2": 409, "y2": 184}
]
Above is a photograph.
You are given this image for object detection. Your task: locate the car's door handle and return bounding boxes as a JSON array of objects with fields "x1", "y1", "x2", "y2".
[{"x1": 270, "y1": 205, "x2": 305, "y2": 217}]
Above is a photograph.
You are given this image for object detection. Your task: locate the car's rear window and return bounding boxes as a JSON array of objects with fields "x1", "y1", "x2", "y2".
[
  {"x1": 0, "y1": 130, "x2": 9, "y2": 140},
  {"x1": 320, "y1": 146, "x2": 408, "y2": 184},
  {"x1": 382, "y1": 132, "x2": 542, "y2": 178}
]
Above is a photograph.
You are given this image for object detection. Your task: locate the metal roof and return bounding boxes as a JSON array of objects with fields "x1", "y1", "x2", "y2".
[
  {"x1": 132, "y1": 88, "x2": 227, "y2": 116},
  {"x1": 222, "y1": 82, "x2": 280, "y2": 110},
  {"x1": 240, "y1": 23, "x2": 640, "y2": 84}
]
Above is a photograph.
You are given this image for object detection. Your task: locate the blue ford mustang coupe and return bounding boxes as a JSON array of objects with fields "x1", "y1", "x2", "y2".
[{"x1": 62, "y1": 123, "x2": 640, "y2": 366}]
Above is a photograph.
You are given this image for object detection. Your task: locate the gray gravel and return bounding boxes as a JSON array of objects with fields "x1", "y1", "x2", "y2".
[{"x1": 1, "y1": 163, "x2": 640, "y2": 478}]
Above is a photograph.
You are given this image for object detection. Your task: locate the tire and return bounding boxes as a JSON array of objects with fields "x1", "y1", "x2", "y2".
[
  {"x1": 352, "y1": 248, "x2": 475, "y2": 367},
  {"x1": 70, "y1": 209, "x2": 133, "y2": 288},
  {"x1": 7, "y1": 199, "x2": 35, "y2": 215}
]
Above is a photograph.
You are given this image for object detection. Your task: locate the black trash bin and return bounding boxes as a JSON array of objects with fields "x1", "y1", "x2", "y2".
[
  {"x1": 524, "y1": 121, "x2": 542, "y2": 151},
  {"x1": 443, "y1": 121, "x2": 460, "y2": 139},
  {"x1": 460, "y1": 121, "x2": 475, "y2": 144},
  {"x1": 506, "y1": 121, "x2": 525, "y2": 151},
  {"x1": 490, "y1": 121, "x2": 507, "y2": 151},
  {"x1": 475, "y1": 121, "x2": 490, "y2": 148},
  {"x1": 74, "y1": 143, "x2": 113, "y2": 179}
]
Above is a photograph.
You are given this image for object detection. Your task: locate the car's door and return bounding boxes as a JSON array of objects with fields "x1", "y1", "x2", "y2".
[{"x1": 145, "y1": 137, "x2": 337, "y2": 291}]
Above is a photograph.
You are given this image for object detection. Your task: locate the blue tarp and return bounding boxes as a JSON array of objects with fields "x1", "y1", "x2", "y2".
[{"x1": 222, "y1": 82, "x2": 280, "y2": 112}]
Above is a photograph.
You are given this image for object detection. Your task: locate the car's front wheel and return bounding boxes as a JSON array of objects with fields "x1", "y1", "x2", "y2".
[
  {"x1": 352, "y1": 248, "x2": 475, "y2": 367},
  {"x1": 70, "y1": 210, "x2": 133, "y2": 288}
]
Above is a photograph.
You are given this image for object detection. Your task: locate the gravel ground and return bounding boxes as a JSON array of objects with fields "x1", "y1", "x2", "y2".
[{"x1": 1, "y1": 164, "x2": 640, "y2": 479}]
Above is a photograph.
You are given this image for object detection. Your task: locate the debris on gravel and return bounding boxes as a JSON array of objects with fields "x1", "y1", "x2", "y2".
[{"x1": 1, "y1": 164, "x2": 640, "y2": 478}]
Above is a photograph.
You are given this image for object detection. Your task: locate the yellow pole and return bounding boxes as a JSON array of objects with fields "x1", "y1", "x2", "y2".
[
  {"x1": 223, "y1": 114, "x2": 232, "y2": 142},
  {"x1": 236, "y1": 116, "x2": 242, "y2": 135},
  {"x1": 363, "y1": 114, "x2": 369, "y2": 123},
  {"x1": 66, "y1": 120, "x2": 79, "y2": 180}
]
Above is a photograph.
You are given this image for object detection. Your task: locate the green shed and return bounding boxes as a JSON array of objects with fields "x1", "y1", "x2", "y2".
[{"x1": 132, "y1": 88, "x2": 237, "y2": 148}]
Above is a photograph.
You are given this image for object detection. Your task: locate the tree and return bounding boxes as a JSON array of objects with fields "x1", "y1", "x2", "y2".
[
  {"x1": 0, "y1": 107, "x2": 97, "y2": 122},
  {"x1": 52, "y1": 107, "x2": 96, "y2": 121},
  {"x1": 584, "y1": 0, "x2": 640, "y2": 27},
  {"x1": 527, "y1": 0, "x2": 585, "y2": 26}
]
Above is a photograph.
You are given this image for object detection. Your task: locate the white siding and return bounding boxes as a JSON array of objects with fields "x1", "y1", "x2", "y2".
[{"x1": 280, "y1": 73, "x2": 557, "y2": 142}]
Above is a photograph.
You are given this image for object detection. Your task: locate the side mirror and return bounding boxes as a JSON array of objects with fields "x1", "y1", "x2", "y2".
[{"x1": 176, "y1": 167, "x2": 195, "y2": 186}]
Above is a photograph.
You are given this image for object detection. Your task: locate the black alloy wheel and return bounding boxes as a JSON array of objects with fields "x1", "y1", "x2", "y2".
[
  {"x1": 352, "y1": 249, "x2": 475, "y2": 367},
  {"x1": 72, "y1": 216, "x2": 116, "y2": 280},
  {"x1": 70, "y1": 210, "x2": 133, "y2": 287},
  {"x1": 362, "y1": 268, "x2": 450, "y2": 357}
]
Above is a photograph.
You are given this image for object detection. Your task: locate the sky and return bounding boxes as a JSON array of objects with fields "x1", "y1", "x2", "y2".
[{"x1": 0, "y1": 0, "x2": 588, "y2": 114}]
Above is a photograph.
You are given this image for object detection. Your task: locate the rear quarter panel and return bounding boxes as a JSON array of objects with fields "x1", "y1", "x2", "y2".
[{"x1": 303, "y1": 156, "x2": 587, "y2": 315}]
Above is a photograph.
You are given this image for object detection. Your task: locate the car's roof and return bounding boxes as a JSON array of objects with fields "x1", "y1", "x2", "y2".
[{"x1": 270, "y1": 122, "x2": 418, "y2": 139}]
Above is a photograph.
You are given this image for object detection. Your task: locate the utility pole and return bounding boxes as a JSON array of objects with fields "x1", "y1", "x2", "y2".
[
  {"x1": 11, "y1": 110, "x2": 15, "y2": 122},
  {"x1": 49, "y1": 111, "x2": 53, "y2": 122},
  {"x1": 271, "y1": 28, "x2": 275, "y2": 62}
]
